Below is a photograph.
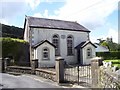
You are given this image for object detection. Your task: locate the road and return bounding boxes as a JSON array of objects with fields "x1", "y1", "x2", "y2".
[{"x1": 0, "y1": 73, "x2": 63, "y2": 88}]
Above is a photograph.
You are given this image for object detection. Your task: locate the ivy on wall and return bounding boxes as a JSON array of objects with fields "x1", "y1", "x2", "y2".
[{"x1": 1, "y1": 37, "x2": 30, "y2": 66}]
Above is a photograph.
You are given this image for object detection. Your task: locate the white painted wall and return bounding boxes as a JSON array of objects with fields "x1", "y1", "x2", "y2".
[
  {"x1": 32, "y1": 28, "x2": 88, "y2": 64},
  {"x1": 34, "y1": 42, "x2": 55, "y2": 67},
  {"x1": 24, "y1": 21, "x2": 29, "y2": 42},
  {"x1": 82, "y1": 44, "x2": 96, "y2": 65},
  {"x1": 95, "y1": 44, "x2": 109, "y2": 52}
]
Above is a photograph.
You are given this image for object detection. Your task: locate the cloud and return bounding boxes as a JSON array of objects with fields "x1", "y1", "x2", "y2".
[
  {"x1": 43, "y1": 10, "x2": 49, "y2": 18},
  {"x1": 33, "y1": 13, "x2": 42, "y2": 17},
  {"x1": 1, "y1": 1, "x2": 27, "y2": 18},
  {"x1": 33, "y1": 9, "x2": 49, "y2": 18},
  {"x1": 55, "y1": 0, "x2": 118, "y2": 29},
  {"x1": 91, "y1": 28, "x2": 118, "y2": 43},
  {"x1": 34, "y1": 0, "x2": 118, "y2": 30},
  {"x1": 107, "y1": 28, "x2": 118, "y2": 43},
  {"x1": 25, "y1": 0, "x2": 40, "y2": 10},
  {"x1": 0, "y1": 0, "x2": 41, "y2": 25},
  {"x1": 0, "y1": 19, "x2": 9, "y2": 25}
]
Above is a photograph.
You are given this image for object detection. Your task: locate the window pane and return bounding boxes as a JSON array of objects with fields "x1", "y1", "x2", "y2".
[
  {"x1": 43, "y1": 48, "x2": 49, "y2": 59},
  {"x1": 44, "y1": 48, "x2": 47, "y2": 51},
  {"x1": 53, "y1": 35, "x2": 59, "y2": 56},
  {"x1": 67, "y1": 36, "x2": 73, "y2": 55},
  {"x1": 87, "y1": 48, "x2": 92, "y2": 58}
]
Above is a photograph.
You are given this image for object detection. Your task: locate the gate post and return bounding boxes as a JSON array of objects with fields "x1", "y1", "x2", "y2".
[
  {"x1": 56, "y1": 57, "x2": 64, "y2": 83},
  {"x1": 4, "y1": 58, "x2": 10, "y2": 72},
  {"x1": 91, "y1": 57, "x2": 103, "y2": 88},
  {"x1": 31, "y1": 59, "x2": 38, "y2": 74},
  {"x1": 0, "y1": 58, "x2": 3, "y2": 73}
]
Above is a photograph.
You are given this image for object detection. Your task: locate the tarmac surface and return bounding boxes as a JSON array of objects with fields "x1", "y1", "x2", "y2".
[
  {"x1": 0, "y1": 72, "x2": 88, "y2": 89},
  {"x1": 0, "y1": 73, "x2": 62, "y2": 88}
]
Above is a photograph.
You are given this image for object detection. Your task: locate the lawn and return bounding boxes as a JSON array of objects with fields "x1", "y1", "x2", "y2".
[{"x1": 104, "y1": 59, "x2": 120, "y2": 69}]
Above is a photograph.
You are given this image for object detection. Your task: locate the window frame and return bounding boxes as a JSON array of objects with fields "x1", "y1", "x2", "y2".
[
  {"x1": 67, "y1": 35, "x2": 74, "y2": 56},
  {"x1": 86, "y1": 48, "x2": 92, "y2": 58},
  {"x1": 42, "y1": 47, "x2": 50, "y2": 60},
  {"x1": 52, "y1": 34, "x2": 60, "y2": 56}
]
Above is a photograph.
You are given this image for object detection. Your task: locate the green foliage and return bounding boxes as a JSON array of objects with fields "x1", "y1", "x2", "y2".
[
  {"x1": 107, "y1": 41, "x2": 118, "y2": 51},
  {"x1": 118, "y1": 44, "x2": 120, "y2": 51},
  {"x1": 101, "y1": 41, "x2": 108, "y2": 47},
  {"x1": 98, "y1": 37, "x2": 120, "y2": 51},
  {"x1": 97, "y1": 38, "x2": 105, "y2": 44},
  {"x1": 96, "y1": 51, "x2": 120, "y2": 60},
  {"x1": 100, "y1": 41, "x2": 119, "y2": 51},
  {"x1": 0, "y1": 23, "x2": 24, "y2": 39},
  {"x1": 101, "y1": 41, "x2": 109, "y2": 49},
  {"x1": 1, "y1": 37, "x2": 30, "y2": 66},
  {"x1": 104, "y1": 60, "x2": 120, "y2": 63}
]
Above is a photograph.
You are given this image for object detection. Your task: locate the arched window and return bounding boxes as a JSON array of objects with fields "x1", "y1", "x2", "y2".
[
  {"x1": 43, "y1": 47, "x2": 49, "y2": 60},
  {"x1": 87, "y1": 48, "x2": 92, "y2": 58},
  {"x1": 67, "y1": 35, "x2": 74, "y2": 55},
  {"x1": 52, "y1": 34, "x2": 60, "y2": 56}
]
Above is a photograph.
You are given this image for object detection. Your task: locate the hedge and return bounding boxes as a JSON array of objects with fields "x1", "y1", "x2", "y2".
[
  {"x1": 96, "y1": 51, "x2": 120, "y2": 60},
  {"x1": 1, "y1": 37, "x2": 30, "y2": 66}
]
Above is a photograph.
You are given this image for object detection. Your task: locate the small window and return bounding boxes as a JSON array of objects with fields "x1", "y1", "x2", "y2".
[
  {"x1": 43, "y1": 47, "x2": 49, "y2": 60},
  {"x1": 87, "y1": 48, "x2": 92, "y2": 58}
]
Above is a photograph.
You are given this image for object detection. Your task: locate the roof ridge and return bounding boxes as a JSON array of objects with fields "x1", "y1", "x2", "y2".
[{"x1": 26, "y1": 16, "x2": 78, "y2": 24}]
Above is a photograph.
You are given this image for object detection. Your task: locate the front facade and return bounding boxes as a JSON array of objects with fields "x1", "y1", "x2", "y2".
[{"x1": 24, "y1": 16, "x2": 96, "y2": 67}]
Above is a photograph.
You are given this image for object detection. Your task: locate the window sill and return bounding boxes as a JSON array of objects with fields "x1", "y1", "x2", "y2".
[
  {"x1": 67, "y1": 54, "x2": 74, "y2": 56},
  {"x1": 87, "y1": 57, "x2": 92, "y2": 59},
  {"x1": 55, "y1": 54, "x2": 61, "y2": 56},
  {"x1": 42, "y1": 58, "x2": 50, "y2": 60}
]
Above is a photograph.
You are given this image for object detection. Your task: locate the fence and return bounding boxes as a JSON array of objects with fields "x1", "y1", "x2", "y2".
[
  {"x1": 64, "y1": 64, "x2": 91, "y2": 87},
  {"x1": 99, "y1": 66, "x2": 120, "y2": 89}
]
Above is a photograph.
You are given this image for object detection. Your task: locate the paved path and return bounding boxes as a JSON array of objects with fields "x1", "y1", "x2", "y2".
[{"x1": 0, "y1": 73, "x2": 63, "y2": 88}]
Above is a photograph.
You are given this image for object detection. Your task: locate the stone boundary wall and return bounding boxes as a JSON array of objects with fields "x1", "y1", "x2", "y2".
[
  {"x1": 99, "y1": 66, "x2": 120, "y2": 89},
  {"x1": 7, "y1": 66, "x2": 56, "y2": 81}
]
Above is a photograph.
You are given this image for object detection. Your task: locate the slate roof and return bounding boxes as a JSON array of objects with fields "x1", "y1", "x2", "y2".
[
  {"x1": 94, "y1": 43, "x2": 109, "y2": 49},
  {"x1": 33, "y1": 40, "x2": 56, "y2": 49},
  {"x1": 25, "y1": 16, "x2": 90, "y2": 32},
  {"x1": 75, "y1": 41, "x2": 97, "y2": 49}
]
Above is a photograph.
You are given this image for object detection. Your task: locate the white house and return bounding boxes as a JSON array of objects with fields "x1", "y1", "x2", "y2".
[
  {"x1": 24, "y1": 16, "x2": 96, "y2": 67},
  {"x1": 94, "y1": 43, "x2": 109, "y2": 52}
]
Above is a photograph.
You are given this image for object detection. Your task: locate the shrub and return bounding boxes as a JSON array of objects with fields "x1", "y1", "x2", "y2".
[
  {"x1": 96, "y1": 51, "x2": 120, "y2": 60},
  {"x1": 1, "y1": 37, "x2": 30, "y2": 66}
]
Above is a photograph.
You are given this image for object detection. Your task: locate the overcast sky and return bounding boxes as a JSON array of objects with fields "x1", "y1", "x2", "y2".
[{"x1": 0, "y1": 0, "x2": 119, "y2": 43}]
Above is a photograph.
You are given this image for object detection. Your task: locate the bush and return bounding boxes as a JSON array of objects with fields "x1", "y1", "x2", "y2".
[
  {"x1": 96, "y1": 51, "x2": 120, "y2": 60},
  {"x1": 1, "y1": 37, "x2": 30, "y2": 66}
]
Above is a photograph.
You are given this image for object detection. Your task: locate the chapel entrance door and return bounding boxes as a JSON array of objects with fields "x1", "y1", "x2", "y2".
[{"x1": 77, "y1": 49, "x2": 83, "y2": 65}]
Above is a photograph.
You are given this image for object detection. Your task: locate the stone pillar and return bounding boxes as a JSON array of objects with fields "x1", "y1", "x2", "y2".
[
  {"x1": 56, "y1": 57, "x2": 64, "y2": 83},
  {"x1": 0, "y1": 58, "x2": 3, "y2": 73},
  {"x1": 91, "y1": 57, "x2": 103, "y2": 88},
  {"x1": 4, "y1": 58, "x2": 10, "y2": 72},
  {"x1": 31, "y1": 59, "x2": 38, "y2": 74}
]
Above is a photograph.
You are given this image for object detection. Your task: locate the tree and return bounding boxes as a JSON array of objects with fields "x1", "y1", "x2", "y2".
[
  {"x1": 97, "y1": 37, "x2": 119, "y2": 51},
  {"x1": 1, "y1": 37, "x2": 30, "y2": 66},
  {"x1": 97, "y1": 38, "x2": 105, "y2": 44},
  {"x1": 101, "y1": 41, "x2": 109, "y2": 49},
  {"x1": 0, "y1": 23, "x2": 24, "y2": 39}
]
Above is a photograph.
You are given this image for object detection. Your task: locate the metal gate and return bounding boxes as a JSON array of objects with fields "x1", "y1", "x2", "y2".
[{"x1": 64, "y1": 64, "x2": 92, "y2": 87}]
